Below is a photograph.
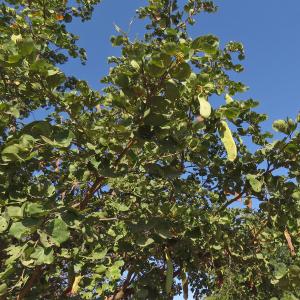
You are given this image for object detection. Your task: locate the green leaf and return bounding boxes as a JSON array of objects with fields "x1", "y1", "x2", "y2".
[
  {"x1": 289, "y1": 265, "x2": 300, "y2": 276},
  {"x1": 198, "y1": 96, "x2": 212, "y2": 118},
  {"x1": 41, "y1": 129, "x2": 74, "y2": 148},
  {"x1": 0, "y1": 283, "x2": 7, "y2": 296},
  {"x1": 1, "y1": 135, "x2": 35, "y2": 162},
  {"x1": 18, "y1": 39, "x2": 35, "y2": 56},
  {"x1": 38, "y1": 231, "x2": 56, "y2": 248},
  {"x1": 274, "y1": 263, "x2": 288, "y2": 280},
  {"x1": 30, "y1": 246, "x2": 54, "y2": 265},
  {"x1": 225, "y1": 94, "x2": 234, "y2": 104},
  {"x1": 50, "y1": 218, "x2": 70, "y2": 245},
  {"x1": 110, "y1": 35, "x2": 124, "y2": 46},
  {"x1": 46, "y1": 72, "x2": 66, "y2": 88},
  {"x1": 1, "y1": 144, "x2": 24, "y2": 162},
  {"x1": 165, "y1": 250, "x2": 173, "y2": 294},
  {"x1": 191, "y1": 35, "x2": 219, "y2": 54},
  {"x1": 30, "y1": 59, "x2": 53, "y2": 74},
  {"x1": 162, "y1": 42, "x2": 178, "y2": 55},
  {"x1": 162, "y1": 165, "x2": 182, "y2": 178},
  {"x1": 0, "y1": 217, "x2": 8, "y2": 233},
  {"x1": 272, "y1": 120, "x2": 288, "y2": 134},
  {"x1": 130, "y1": 60, "x2": 140, "y2": 70},
  {"x1": 89, "y1": 247, "x2": 108, "y2": 260},
  {"x1": 218, "y1": 120, "x2": 237, "y2": 161},
  {"x1": 7, "y1": 206, "x2": 23, "y2": 219},
  {"x1": 144, "y1": 112, "x2": 168, "y2": 126},
  {"x1": 137, "y1": 236, "x2": 154, "y2": 248},
  {"x1": 25, "y1": 202, "x2": 48, "y2": 217},
  {"x1": 106, "y1": 260, "x2": 124, "y2": 281},
  {"x1": 292, "y1": 191, "x2": 300, "y2": 200},
  {"x1": 147, "y1": 62, "x2": 165, "y2": 77},
  {"x1": 110, "y1": 202, "x2": 129, "y2": 212},
  {"x1": 114, "y1": 73, "x2": 129, "y2": 88},
  {"x1": 156, "y1": 227, "x2": 174, "y2": 239},
  {"x1": 165, "y1": 80, "x2": 180, "y2": 100},
  {"x1": 246, "y1": 174, "x2": 263, "y2": 193},
  {"x1": 9, "y1": 222, "x2": 29, "y2": 239},
  {"x1": 7, "y1": 54, "x2": 22, "y2": 64},
  {"x1": 23, "y1": 121, "x2": 52, "y2": 138},
  {"x1": 212, "y1": 245, "x2": 222, "y2": 250},
  {"x1": 171, "y1": 62, "x2": 191, "y2": 80},
  {"x1": 11, "y1": 34, "x2": 22, "y2": 43},
  {"x1": 281, "y1": 295, "x2": 298, "y2": 300}
]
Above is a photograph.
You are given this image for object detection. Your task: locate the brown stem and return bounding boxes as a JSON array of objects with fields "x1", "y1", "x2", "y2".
[
  {"x1": 251, "y1": 219, "x2": 268, "y2": 242},
  {"x1": 79, "y1": 175, "x2": 106, "y2": 210},
  {"x1": 17, "y1": 266, "x2": 42, "y2": 300},
  {"x1": 284, "y1": 229, "x2": 296, "y2": 257},
  {"x1": 106, "y1": 270, "x2": 134, "y2": 300},
  {"x1": 113, "y1": 139, "x2": 135, "y2": 166},
  {"x1": 217, "y1": 189, "x2": 246, "y2": 213}
]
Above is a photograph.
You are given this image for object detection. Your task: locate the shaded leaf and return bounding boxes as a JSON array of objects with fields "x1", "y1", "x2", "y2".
[
  {"x1": 171, "y1": 62, "x2": 191, "y2": 80},
  {"x1": 9, "y1": 222, "x2": 29, "y2": 239},
  {"x1": 30, "y1": 246, "x2": 54, "y2": 265},
  {"x1": 137, "y1": 236, "x2": 154, "y2": 248},
  {"x1": 7, "y1": 206, "x2": 23, "y2": 219},
  {"x1": 0, "y1": 216, "x2": 8, "y2": 233},
  {"x1": 50, "y1": 218, "x2": 70, "y2": 246},
  {"x1": 0, "y1": 283, "x2": 7, "y2": 296},
  {"x1": 191, "y1": 35, "x2": 219, "y2": 54},
  {"x1": 246, "y1": 174, "x2": 262, "y2": 193}
]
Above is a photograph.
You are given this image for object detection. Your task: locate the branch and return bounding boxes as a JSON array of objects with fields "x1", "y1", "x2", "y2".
[
  {"x1": 217, "y1": 189, "x2": 246, "y2": 213},
  {"x1": 106, "y1": 270, "x2": 134, "y2": 300},
  {"x1": 17, "y1": 266, "x2": 42, "y2": 300},
  {"x1": 284, "y1": 229, "x2": 296, "y2": 257},
  {"x1": 79, "y1": 138, "x2": 135, "y2": 210},
  {"x1": 79, "y1": 175, "x2": 106, "y2": 210},
  {"x1": 114, "y1": 139, "x2": 135, "y2": 166},
  {"x1": 251, "y1": 219, "x2": 268, "y2": 244}
]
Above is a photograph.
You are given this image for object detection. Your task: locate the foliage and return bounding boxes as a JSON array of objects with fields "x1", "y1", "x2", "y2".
[{"x1": 0, "y1": 0, "x2": 300, "y2": 299}]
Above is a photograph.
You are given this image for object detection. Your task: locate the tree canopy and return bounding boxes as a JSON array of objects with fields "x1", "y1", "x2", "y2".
[{"x1": 0, "y1": 0, "x2": 300, "y2": 299}]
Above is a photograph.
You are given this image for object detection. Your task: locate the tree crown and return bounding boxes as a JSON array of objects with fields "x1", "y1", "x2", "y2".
[{"x1": 0, "y1": 1, "x2": 300, "y2": 299}]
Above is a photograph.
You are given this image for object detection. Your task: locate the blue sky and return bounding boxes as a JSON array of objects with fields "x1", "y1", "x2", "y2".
[
  {"x1": 61, "y1": 2, "x2": 300, "y2": 298},
  {"x1": 63, "y1": 0, "x2": 300, "y2": 132}
]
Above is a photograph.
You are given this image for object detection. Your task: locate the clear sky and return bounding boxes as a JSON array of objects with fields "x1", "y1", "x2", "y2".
[{"x1": 62, "y1": 1, "x2": 300, "y2": 298}]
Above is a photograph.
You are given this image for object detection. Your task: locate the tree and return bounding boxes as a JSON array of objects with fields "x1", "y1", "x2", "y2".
[{"x1": 0, "y1": 0, "x2": 299, "y2": 299}]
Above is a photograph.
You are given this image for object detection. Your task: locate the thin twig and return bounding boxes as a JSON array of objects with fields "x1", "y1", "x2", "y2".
[
  {"x1": 217, "y1": 188, "x2": 246, "y2": 213},
  {"x1": 79, "y1": 138, "x2": 135, "y2": 210},
  {"x1": 17, "y1": 266, "x2": 42, "y2": 300}
]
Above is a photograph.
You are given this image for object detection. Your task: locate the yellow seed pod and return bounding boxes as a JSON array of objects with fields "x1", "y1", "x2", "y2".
[
  {"x1": 71, "y1": 275, "x2": 82, "y2": 295},
  {"x1": 219, "y1": 120, "x2": 237, "y2": 161},
  {"x1": 198, "y1": 95, "x2": 211, "y2": 118}
]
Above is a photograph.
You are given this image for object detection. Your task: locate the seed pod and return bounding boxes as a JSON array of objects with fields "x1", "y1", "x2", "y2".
[
  {"x1": 198, "y1": 95, "x2": 211, "y2": 118},
  {"x1": 219, "y1": 120, "x2": 237, "y2": 161}
]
